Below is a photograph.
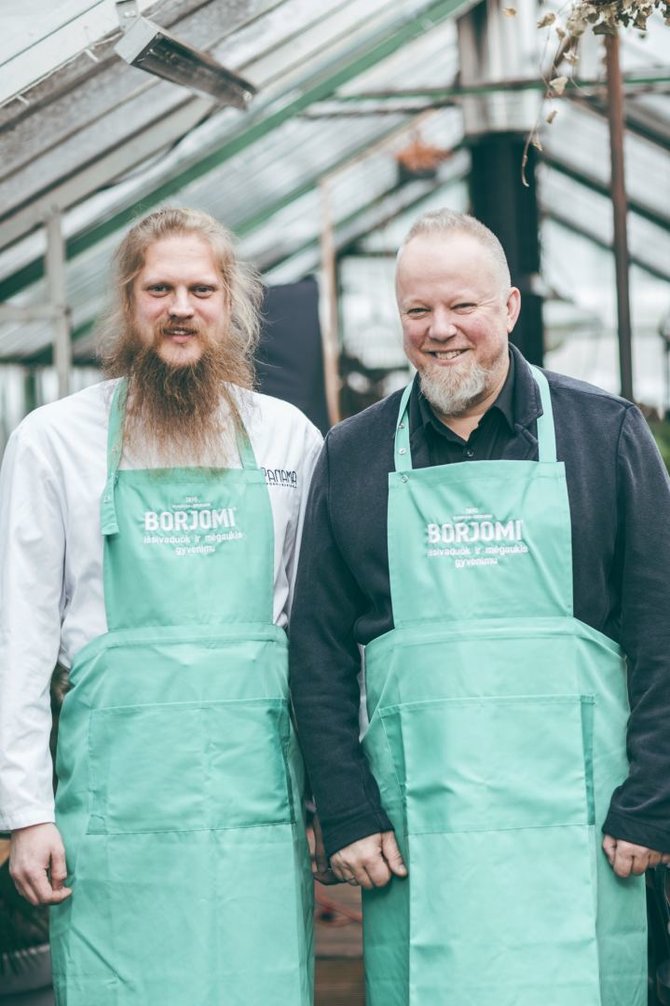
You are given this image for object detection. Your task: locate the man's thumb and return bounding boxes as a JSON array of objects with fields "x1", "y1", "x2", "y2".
[{"x1": 381, "y1": 831, "x2": 408, "y2": 876}]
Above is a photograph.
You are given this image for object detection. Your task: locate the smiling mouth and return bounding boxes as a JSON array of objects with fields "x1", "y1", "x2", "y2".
[
  {"x1": 163, "y1": 327, "x2": 198, "y2": 341},
  {"x1": 428, "y1": 349, "x2": 468, "y2": 361}
]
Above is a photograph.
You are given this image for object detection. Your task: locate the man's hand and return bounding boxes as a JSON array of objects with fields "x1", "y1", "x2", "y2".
[
  {"x1": 10, "y1": 823, "x2": 72, "y2": 905},
  {"x1": 330, "y1": 831, "x2": 408, "y2": 890},
  {"x1": 602, "y1": 834, "x2": 670, "y2": 878}
]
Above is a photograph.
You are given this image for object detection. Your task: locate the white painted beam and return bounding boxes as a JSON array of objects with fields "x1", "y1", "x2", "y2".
[
  {"x1": 46, "y1": 211, "x2": 72, "y2": 398},
  {"x1": 0, "y1": 0, "x2": 158, "y2": 106}
]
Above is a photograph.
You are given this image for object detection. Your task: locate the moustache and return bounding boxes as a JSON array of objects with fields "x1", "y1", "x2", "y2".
[{"x1": 157, "y1": 322, "x2": 202, "y2": 338}]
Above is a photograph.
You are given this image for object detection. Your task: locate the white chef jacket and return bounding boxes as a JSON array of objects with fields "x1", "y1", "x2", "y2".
[{"x1": 0, "y1": 380, "x2": 323, "y2": 831}]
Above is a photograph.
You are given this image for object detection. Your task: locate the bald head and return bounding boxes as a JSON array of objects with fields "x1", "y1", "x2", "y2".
[{"x1": 397, "y1": 209, "x2": 512, "y2": 291}]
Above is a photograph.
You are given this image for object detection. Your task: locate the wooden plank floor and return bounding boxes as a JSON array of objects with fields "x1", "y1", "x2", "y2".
[
  {"x1": 316, "y1": 958, "x2": 365, "y2": 1006},
  {"x1": 1, "y1": 836, "x2": 367, "y2": 1005},
  {"x1": 314, "y1": 881, "x2": 365, "y2": 1004}
]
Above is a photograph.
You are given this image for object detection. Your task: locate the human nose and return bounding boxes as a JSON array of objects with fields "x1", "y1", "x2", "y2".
[
  {"x1": 428, "y1": 306, "x2": 456, "y2": 341},
  {"x1": 168, "y1": 288, "x2": 194, "y2": 318}
]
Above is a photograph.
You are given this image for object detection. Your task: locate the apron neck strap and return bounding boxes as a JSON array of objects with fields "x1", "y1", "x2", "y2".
[
  {"x1": 236, "y1": 431, "x2": 258, "y2": 470},
  {"x1": 394, "y1": 382, "x2": 414, "y2": 472},
  {"x1": 393, "y1": 365, "x2": 557, "y2": 471},
  {"x1": 100, "y1": 380, "x2": 260, "y2": 537},
  {"x1": 100, "y1": 380, "x2": 126, "y2": 536},
  {"x1": 528, "y1": 365, "x2": 557, "y2": 463}
]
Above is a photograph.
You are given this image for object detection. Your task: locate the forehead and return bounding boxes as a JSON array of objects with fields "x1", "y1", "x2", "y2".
[
  {"x1": 138, "y1": 233, "x2": 221, "y2": 279},
  {"x1": 396, "y1": 232, "x2": 502, "y2": 293}
]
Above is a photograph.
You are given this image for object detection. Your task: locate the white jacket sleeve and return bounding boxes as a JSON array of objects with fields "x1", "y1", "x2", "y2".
[
  {"x1": 0, "y1": 424, "x2": 66, "y2": 830},
  {"x1": 285, "y1": 422, "x2": 323, "y2": 621}
]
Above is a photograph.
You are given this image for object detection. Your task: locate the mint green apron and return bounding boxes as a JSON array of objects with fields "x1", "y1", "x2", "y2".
[
  {"x1": 50, "y1": 382, "x2": 313, "y2": 1005},
  {"x1": 361, "y1": 367, "x2": 646, "y2": 1006}
]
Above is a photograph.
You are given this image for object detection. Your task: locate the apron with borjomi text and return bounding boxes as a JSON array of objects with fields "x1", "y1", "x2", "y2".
[
  {"x1": 50, "y1": 381, "x2": 313, "y2": 1006},
  {"x1": 361, "y1": 367, "x2": 646, "y2": 1006}
]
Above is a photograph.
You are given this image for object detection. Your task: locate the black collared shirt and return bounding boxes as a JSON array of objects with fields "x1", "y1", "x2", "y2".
[
  {"x1": 289, "y1": 345, "x2": 670, "y2": 859},
  {"x1": 416, "y1": 352, "x2": 516, "y2": 465}
]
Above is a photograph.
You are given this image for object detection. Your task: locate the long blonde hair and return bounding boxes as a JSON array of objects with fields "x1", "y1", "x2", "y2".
[{"x1": 99, "y1": 206, "x2": 263, "y2": 393}]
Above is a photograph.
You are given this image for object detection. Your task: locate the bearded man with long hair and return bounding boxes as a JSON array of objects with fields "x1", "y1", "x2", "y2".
[{"x1": 0, "y1": 208, "x2": 321, "y2": 1005}]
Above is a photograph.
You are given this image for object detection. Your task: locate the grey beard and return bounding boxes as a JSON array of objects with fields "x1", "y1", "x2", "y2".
[{"x1": 419, "y1": 361, "x2": 490, "y2": 417}]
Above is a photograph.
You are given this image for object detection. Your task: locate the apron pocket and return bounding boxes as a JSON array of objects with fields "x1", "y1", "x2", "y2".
[
  {"x1": 87, "y1": 698, "x2": 294, "y2": 834},
  {"x1": 362, "y1": 713, "x2": 407, "y2": 841},
  {"x1": 381, "y1": 693, "x2": 594, "y2": 834}
]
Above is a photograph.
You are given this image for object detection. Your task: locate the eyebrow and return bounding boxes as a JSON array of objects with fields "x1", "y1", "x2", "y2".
[{"x1": 140, "y1": 275, "x2": 221, "y2": 286}]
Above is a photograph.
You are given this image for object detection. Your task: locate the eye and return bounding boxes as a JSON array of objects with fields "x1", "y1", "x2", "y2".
[
  {"x1": 406, "y1": 306, "x2": 429, "y2": 317},
  {"x1": 146, "y1": 283, "x2": 170, "y2": 296},
  {"x1": 192, "y1": 285, "x2": 216, "y2": 297},
  {"x1": 454, "y1": 302, "x2": 476, "y2": 312}
]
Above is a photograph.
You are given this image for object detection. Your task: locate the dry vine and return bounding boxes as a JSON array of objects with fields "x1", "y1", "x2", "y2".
[{"x1": 519, "y1": 0, "x2": 670, "y2": 182}]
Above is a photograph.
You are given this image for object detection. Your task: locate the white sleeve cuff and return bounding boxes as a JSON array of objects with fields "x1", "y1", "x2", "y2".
[{"x1": 0, "y1": 804, "x2": 56, "y2": 832}]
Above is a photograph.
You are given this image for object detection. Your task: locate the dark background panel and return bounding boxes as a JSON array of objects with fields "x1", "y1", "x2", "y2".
[{"x1": 257, "y1": 277, "x2": 330, "y2": 435}]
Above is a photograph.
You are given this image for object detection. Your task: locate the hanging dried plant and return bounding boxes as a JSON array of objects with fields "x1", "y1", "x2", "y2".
[
  {"x1": 540, "y1": 0, "x2": 669, "y2": 75},
  {"x1": 521, "y1": 0, "x2": 669, "y2": 183},
  {"x1": 559, "y1": 0, "x2": 670, "y2": 39}
]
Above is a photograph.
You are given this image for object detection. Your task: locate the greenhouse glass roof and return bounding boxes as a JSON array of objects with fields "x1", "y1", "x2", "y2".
[{"x1": 0, "y1": 0, "x2": 668, "y2": 407}]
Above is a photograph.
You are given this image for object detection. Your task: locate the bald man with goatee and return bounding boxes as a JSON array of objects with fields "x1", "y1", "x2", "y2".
[
  {"x1": 290, "y1": 208, "x2": 670, "y2": 1006},
  {"x1": 0, "y1": 208, "x2": 321, "y2": 1006}
]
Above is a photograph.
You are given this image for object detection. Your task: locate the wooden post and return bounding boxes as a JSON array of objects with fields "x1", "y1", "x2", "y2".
[
  {"x1": 319, "y1": 179, "x2": 341, "y2": 426},
  {"x1": 46, "y1": 210, "x2": 72, "y2": 399},
  {"x1": 605, "y1": 33, "x2": 634, "y2": 402}
]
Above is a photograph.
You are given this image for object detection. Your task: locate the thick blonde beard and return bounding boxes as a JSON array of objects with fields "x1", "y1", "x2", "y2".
[{"x1": 105, "y1": 325, "x2": 249, "y2": 467}]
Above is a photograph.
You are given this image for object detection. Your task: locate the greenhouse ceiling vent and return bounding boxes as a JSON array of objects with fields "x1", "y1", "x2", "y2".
[{"x1": 114, "y1": 16, "x2": 256, "y2": 108}]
